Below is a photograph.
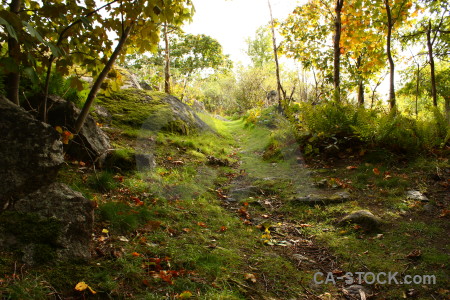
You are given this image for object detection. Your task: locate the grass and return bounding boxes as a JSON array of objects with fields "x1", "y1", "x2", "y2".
[{"x1": 2, "y1": 105, "x2": 448, "y2": 299}]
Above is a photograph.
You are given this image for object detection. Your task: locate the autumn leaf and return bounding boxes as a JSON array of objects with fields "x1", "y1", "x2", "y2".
[
  {"x1": 74, "y1": 282, "x2": 96, "y2": 294},
  {"x1": 101, "y1": 228, "x2": 109, "y2": 234},
  {"x1": 132, "y1": 252, "x2": 141, "y2": 257},
  {"x1": 244, "y1": 273, "x2": 257, "y2": 283},
  {"x1": 439, "y1": 209, "x2": 450, "y2": 218},
  {"x1": 219, "y1": 226, "x2": 228, "y2": 232},
  {"x1": 373, "y1": 168, "x2": 380, "y2": 175},
  {"x1": 178, "y1": 291, "x2": 193, "y2": 298},
  {"x1": 197, "y1": 222, "x2": 207, "y2": 228},
  {"x1": 299, "y1": 223, "x2": 312, "y2": 228},
  {"x1": 346, "y1": 165, "x2": 358, "y2": 170},
  {"x1": 406, "y1": 249, "x2": 422, "y2": 260}
]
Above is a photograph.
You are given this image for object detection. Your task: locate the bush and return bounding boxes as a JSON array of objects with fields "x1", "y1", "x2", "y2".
[{"x1": 296, "y1": 99, "x2": 449, "y2": 156}]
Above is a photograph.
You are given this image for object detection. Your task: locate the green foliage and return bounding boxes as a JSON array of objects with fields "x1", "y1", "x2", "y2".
[
  {"x1": 297, "y1": 100, "x2": 449, "y2": 155},
  {"x1": 246, "y1": 25, "x2": 273, "y2": 68}
]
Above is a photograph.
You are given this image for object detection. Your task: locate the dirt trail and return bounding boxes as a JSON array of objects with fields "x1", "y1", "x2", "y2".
[{"x1": 221, "y1": 120, "x2": 352, "y2": 299}]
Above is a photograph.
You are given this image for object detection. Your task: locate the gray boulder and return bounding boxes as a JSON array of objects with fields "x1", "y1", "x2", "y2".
[
  {"x1": 156, "y1": 95, "x2": 212, "y2": 134},
  {"x1": 338, "y1": 210, "x2": 381, "y2": 231},
  {"x1": 0, "y1": 183, "x2": 95, "y2": 265},
  {"x1": 0, "y1": 97, "x2": 64, "y2": 207},
  {"x1": 46, "y1": 95, "x2": 111, "y2": 163},
  {"x1": 292, "y1": 191, "x2": 351, "y2": 206}
]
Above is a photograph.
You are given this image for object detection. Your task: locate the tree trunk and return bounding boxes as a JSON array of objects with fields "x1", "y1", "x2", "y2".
[
  {"x1": 6, "y1": 0, "x2": 21, "y2": 105},
  {"x1": 426, "y1": 21, "x2": 437, "y2": 107},
  {"x1": 357, "y1": 81, "x2": 364, "y2": 106},
  {"x1": 163, "y1": 22, "x2": 171, "y2": 94},
  {"x1": 73, "y1": 24, "x2": 133, "y2": 134},
  {"x1": 356, "y1": 56, "x2": 364, "y2": 106},
  {"x1": 415, "y1": 63, "x2": 420, "y2": 118},
  {"x1": 268, "y1": 0, "x2": 284, "y2": 112},
  {"x1": 446, "y1": 97, "x2": 450, "y2": 124},
  {"x1": 384, "y1": 0, "x2": 396, "y2": 110},
  {"x1": 333, "y1": 0, "x2": 344, "y2": 102}
]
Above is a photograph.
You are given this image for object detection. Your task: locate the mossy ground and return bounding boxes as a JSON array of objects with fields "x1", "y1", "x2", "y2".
[{"x1": 1, "y1": 104, "x2": 448, "y2": 299}]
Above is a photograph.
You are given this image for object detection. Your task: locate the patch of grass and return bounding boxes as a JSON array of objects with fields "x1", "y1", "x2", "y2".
[
  {"x1": 87, "y1": 171, "x2": 118, "y2": 192},
  {"x1": 98, "y1": 201, "x2": 153, "y2": 233}
]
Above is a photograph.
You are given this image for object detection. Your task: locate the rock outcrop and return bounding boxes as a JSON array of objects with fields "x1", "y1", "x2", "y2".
[
  {"x1": 0, "y1": 97, "x2": 64, "y2": 206},
  {"x1": 97, "y1": 89, "x2": 212, "y2": 135},
  {"x1": 46, "y1": 95, "x2": 111, "y2": 163},
  {"x1": 0, "y1": 97, "x2": 94, "y2": 264},
  {"x1": 0, "y1": 183, "x2": 95, "y2": 265}
]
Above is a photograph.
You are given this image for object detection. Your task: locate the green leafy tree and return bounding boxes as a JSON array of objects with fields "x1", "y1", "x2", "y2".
[{"x1": 245, "y1": 26, "x2": 273, "y2": 68}]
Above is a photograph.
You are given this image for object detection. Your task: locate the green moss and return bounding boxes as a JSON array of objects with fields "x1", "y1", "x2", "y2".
[
  {"x1": 0, "y1": 212, "x2": 61, "y2": 246},
  {"x1": 103, "y1": 148, "x2": 136, "y2": 172},
  {"x1": 0, "y1": 212, "x2": 62, "y2": 264},
  {"x1": 97, "y1": 89, "x2": 199, "y2": 135}
]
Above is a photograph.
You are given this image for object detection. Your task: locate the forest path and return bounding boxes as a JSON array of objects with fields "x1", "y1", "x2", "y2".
[{"x1": 219, "y1": 119, "x2": 350, "y2": 299}]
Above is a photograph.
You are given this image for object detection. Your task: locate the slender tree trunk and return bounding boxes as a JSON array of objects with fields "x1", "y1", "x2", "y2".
[
  {"x1": 6, "y1": 0, "x2": 21, "y2": 105},
  {"x1": 74, "y1": 24, "x2": 133, "y2": 134},
  {"x1": 333, "y1": 0, "x2": 344, "y2": 102},
  {"x1": 163, "y1": 22, "x2": 171, "y2": 94},
  {"x1": 384, "y1": 0, "x2": 396, "y2": 110},
  {"x1": 356, "y1": 56, "x2": 364, "y2": 106},
  {"x1": 268, "y1": 0, "x2": 284, "y2": 112},
  {"x1": 180, "y1": 73, "x2": 191, "y2": 102},
  {"x1": 357, "y1": 82, "x2": 364, "y2": 106},
  {"x1": 415, "y1": 63, "x2": 420, "y2": 118},
  {"x1": 446, "y1": 97, "x2": 450, "y2": 124},
  {"x1": 426, "y1": 21, "x2": 437, "y2": 107}
]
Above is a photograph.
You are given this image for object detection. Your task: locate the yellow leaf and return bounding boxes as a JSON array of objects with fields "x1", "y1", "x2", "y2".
[
  {"x1": 75, "y1": 282, "x2": 88, "y2": 291},
  {"x1": 102, "y1": 228, "x2": 109, "y2": 234},
  {"x1": 55, "y1": 126, "x2": 63, "y2": 133},
  {"x1": 75, "y1": 281, "x2": 96, "y2": 294},
  {"x1": 179, "y1": 291, "x2": 193, "y2": 298}
]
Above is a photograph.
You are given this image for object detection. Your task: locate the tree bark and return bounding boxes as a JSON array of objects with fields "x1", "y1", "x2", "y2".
[
  {"x1": 356, "y1": 56, "x2": 364, "y2": 106},
  {"x1": 73, "y1": 24, "x2": 133, "y2": 134},
  {"x1": 384, "y1": 0, "x2": 396, "y2": 110},
  {"x1": 333, "y1": 0, "x2": 344, "y2": 102},
  {"x1": 268, "y1": 0, "x2": 284, "y2": 112},
  {"x1": 415, "y1": 63, "x2": 420, "y2": 118},
  {"x1": 163, "y1": 22, "x2": 171, "y2": 94},
  {"x1": 426, "y1": 21, "x2": 437, "y2": 107},
  {"x1": 6, "y1": 0, "x2": 21, "y2": 105}
]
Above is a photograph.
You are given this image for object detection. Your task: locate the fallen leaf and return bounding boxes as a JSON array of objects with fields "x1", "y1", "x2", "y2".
[
  {"x1": 74, "y1": 282, "x2": 96, "y2": 294},
  {"x1": 439, "y1": 209, "x2": 450, "y2": 217},
  {"x1": 219, "y1": 226, "x2": 228, "y2": 232},
  {"x1": 132, "y1": 252, "x2": 141, "y2": 257},
  {"x1": 244, "y1": 273, "x2": 257, "y2": 283},
  {"x1": 406, "y1": 249, "x2": 422, "y2": 260},
  {"x1": 197, "y1": 222, "x2": 207, "y2": 228},
  {"x1": 373, "y1": 168, "x2": 380, "y2": 175},
  {"x1": 178, "y1": 290, "x2": 193, "y2": 298},
  {"x1": 346, "y1": 166, "x2": 358, "y2": 170},
  {"x1": 299, "y1": 224, "x2": 312, "y2": 228},
  {"x1": 101, "y1": 228, "x2": 109, "y2": 234}
]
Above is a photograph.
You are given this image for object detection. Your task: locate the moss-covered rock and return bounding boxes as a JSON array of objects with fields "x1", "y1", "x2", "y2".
[
  {"x1": 0, "y1": 183, "x2": 94, "y2": 265},
  {"x1": 96, "y1": 89, "x2": 211, "y2": 135}
]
